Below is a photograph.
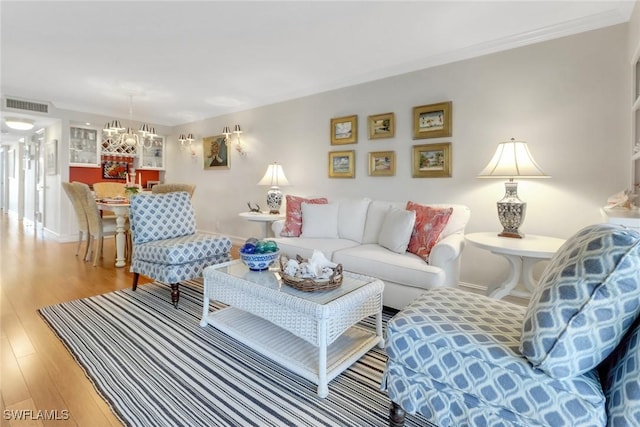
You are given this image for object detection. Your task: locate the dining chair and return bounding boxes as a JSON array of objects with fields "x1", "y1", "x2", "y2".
[
  {"x1": 73, "y1": 182, "x2": 129, "y2": 266},
  {"x1": 92, "y1": 182, "x2": 126, "y2": 199},
  {"x1": 61, "y1": 182, "x2": 90, "y2": 259},
  {"x1": 93, "y1": 181, "x2": 126, "y2": 218},
  {"x1": 151, "y1": 183, "x2": 196, "y2": 198}
]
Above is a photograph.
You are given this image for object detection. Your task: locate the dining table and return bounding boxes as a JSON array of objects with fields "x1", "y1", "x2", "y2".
[{"x1": 96, "y1": 200, "x2": 130, "y2": 268}]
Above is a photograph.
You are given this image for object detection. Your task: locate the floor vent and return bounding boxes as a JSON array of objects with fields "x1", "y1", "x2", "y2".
[{"x1": 4, "y1": 97, "x2": 49, "y2": 114}]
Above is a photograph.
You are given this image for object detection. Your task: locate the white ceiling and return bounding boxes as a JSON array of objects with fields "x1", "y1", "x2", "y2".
[{"x1": 0, "y1": 1, "x2": 636, "y2": 142}]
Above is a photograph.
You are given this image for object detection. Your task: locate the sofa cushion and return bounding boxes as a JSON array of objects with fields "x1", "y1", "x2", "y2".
[
  {"x1": 333, "y1": 244, "x2": 445, "y2": 290},
  {"x1": 406, "y1": 201, "x2": 453, "y2": 261},
  {"x1": 300, "y1": 202, "x2": 339, "y2": 238},
  {"x1": 362, "y1": 200, "x2": 403, "y2": 244},
  {"x1": 133, "y1": 234, "x2": 232, "y2": 264},
  {"x1": 378, "y1": 208, "x2": 416, "y2": 253},
  {"x1": 600, "y1": 315, "x2": 640, "y2": 426},
  {"x1": 520, "y1": 223, "x2": 640, "y2": 379},
  {"x1": 280, "y1": 195, "x2": 328, "y2": 237},
  {"x1": 337, "y1": 198, "x2": 371, "y2": 243},
  {"x1": 384, "y1": 288, "x2": 606, "y2": 426},
  {"x1": 271, "y1": 237, "x2": 359, "y2": 261}
]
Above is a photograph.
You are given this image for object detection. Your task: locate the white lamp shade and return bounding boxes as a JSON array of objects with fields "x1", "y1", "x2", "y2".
[
  {"x1": 478, "y1": 139, "x2": 549, "y2": 179},
  {"x1": 258, "y1": 163, "x2": 290, "y2": 186}
]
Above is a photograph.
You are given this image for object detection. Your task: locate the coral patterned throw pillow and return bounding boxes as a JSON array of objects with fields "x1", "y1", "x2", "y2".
[
  {"x1": 406, "y1": 201, "x2": 453, "y2": 262},
  {"x1": 280, "y1": 195, "x2": 328, "y2": 237}
]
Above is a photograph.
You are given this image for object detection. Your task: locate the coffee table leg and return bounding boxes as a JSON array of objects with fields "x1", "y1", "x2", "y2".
[
  {"x1": 318, "y1": 321, "x2": 328, "y2": 398},
  {"x1": 200, "y1": 283, "x2": 210, "y2": 327},
  {"x1": 376, "y1": 310, "x2": 384, "y2": 348}
]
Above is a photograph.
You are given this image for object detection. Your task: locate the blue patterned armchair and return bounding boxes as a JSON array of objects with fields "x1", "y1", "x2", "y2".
[
  {"x1": 129, "y1": 191, "x2": 232, "y2": 307},
  {"x1": 382, "y1": 223, "x2": 640, "y2": 426}
]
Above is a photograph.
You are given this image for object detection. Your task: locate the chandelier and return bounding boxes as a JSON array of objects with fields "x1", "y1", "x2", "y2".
[{"x1": 102, "y1": 95, "x2": 158, "y2": 156}]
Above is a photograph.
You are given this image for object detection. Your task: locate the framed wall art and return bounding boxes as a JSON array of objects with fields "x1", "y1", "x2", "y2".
[
  {"x1": 412, "y1": 142, "x2": 452, "y2": 178},
  {"x1": 368, "y1": 151, "x2": 395, "y2": 176},
  {"x1": 102, "y1": 160, "x2": 129, "y2": 180},
  {"x1": 328, "y1": 150, "x2": 355, "y2": 178},
  {"x1": 146, "y1": 180, "x2": 161, "y2": 189},
  {"x1": 412, "y1": 101, "x2": 452, "y2": 140},
  {"x1": 203, "y1": 135, "x2": 229, "y2": 169},
  {"x1": 368, "y1": 112, "x2": 395, "y2": 140},
  {"x1": 45, "y1": 139, "x2": 58, "y2": 175},
  {"x1": 330, "y1": 115, "x2": 358, "y2": 145}
]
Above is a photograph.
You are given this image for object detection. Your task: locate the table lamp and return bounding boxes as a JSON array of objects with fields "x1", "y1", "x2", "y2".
[
  {"x1": 258, "y1": 162, "x2": 290, "y2": 214},
  {"x1": 478, "y1": 138, "x2": 549, "y2": 238}
]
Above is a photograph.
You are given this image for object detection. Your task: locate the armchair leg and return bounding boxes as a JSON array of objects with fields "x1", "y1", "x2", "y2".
[
  {"x1": 170, "y1": 283, "x2": 180, "y2": 308},
  {"x1": 132, "y1": 273, "x2": 140, "y2": 291},
  {"x1": 389, "y1": 401, "x2": 406, "y2": 427}
]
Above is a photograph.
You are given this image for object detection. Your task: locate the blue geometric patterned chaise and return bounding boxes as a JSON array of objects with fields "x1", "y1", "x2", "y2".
[
  {"x1": 128, "y1": 191, "x2": 232, "y2": 307},
  {"x1": 382, "y1": 223, "x2": 640, "y2": 426}
]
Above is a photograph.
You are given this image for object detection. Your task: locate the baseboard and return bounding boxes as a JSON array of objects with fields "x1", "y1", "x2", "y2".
[{"x1": 457, "y1": 281, "x2": 486, "y2": 292}]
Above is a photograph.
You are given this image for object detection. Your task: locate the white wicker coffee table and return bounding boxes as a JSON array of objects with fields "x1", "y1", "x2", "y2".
[{"x1": 200, "y1": 259, "x2": 384, "y2": 398}]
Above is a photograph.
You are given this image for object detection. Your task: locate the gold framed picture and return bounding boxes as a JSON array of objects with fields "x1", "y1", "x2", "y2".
[
  {"x1": 368, "y1": 151, "x2": 395, "y2": 176},
  {"x1": 330, "y1": 115, "x2": 358, "y2": 145},
  {"x1": 412, "y1": 101, "x2": 452, "y2": 140},
  {"x1": 412, "y1": 143, "x2": 451, "y2": 178},
  {"x1": 203, "y1": 135, "x2": 230, "y2": 169},
  {"x1": 368, "y1": 112, "x2": 395, "y2": 140},
  {"x1": 328, "y1": 150, "x2": 355, "y2": 178}
]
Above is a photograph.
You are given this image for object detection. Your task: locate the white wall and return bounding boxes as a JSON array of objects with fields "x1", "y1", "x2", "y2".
[
  {"x1": 164, "y1": 24, "x2": 629, "y2": 290},
  {"x1": 43, "y1": 120, "x2": 62, "y2": 240}
]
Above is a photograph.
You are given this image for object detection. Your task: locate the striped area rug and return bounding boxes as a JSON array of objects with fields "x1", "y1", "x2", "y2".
[{"x1": 39, "y1": 279, "x2": 431, "y2": 427}]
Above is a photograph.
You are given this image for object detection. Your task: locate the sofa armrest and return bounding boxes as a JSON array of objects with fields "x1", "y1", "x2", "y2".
[
  {"x1": 430, "y1": 233, "x2": 465, "y2": 266},
  {"x1": 271, "y1": 219, "x2": 285, "y2": 237},
  {"x1": 429, "y1": 233, "x2": 466, "y2": 286}
]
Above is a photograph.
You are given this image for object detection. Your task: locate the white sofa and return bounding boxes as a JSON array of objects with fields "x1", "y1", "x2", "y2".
[{"x1": 271, "y1": 198, "x2": 471, "y2": 309}]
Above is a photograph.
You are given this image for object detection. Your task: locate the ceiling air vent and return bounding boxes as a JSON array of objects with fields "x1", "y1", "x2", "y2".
[{"x1": 4, "y1": 97, "x2": 49, "y2": 114}]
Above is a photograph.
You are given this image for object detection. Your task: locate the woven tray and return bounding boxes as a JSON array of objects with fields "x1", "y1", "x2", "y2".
[{"x1": 279, "y1": 255, "x2": 343, "y2": 292}]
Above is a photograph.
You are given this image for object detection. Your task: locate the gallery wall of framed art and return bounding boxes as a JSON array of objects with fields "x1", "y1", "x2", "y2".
[{"x1": 327, "y1": 101, "x2": 453, "y2": 179}]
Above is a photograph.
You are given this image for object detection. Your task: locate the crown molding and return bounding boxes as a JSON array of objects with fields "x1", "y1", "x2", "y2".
[
  {"x1": 320, "y1": 8, "x2": 633, "y2": 96},
  {"x1": 426, "y1": 8, "x2": 632, "y2": 69}
]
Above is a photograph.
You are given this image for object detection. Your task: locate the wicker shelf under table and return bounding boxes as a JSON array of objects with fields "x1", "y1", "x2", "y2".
[{"x1": 201, "y1": 259, "x2": 385, "y2": 398}]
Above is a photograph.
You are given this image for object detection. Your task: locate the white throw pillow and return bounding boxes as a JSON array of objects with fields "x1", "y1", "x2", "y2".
[
  {"x1": 300, "y1": 203, "x2": 339, "y2": 238},
  {"x1": 362, "y1": 201, "x2": 394, "y2": 244},
  {"x1": 337, "y1": 198, "x2": 371, "y2": 243},
  {"x1": 378, "y1": 208, "x2": 416, "y2": 254}
]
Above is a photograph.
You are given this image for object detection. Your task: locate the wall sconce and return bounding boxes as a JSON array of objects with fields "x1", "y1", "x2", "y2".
[
  {"x1": 178, "y1": 133, "x2": 195, "y2": 156},
  {"x1": 223, "y1": 124, "x2": 245, "y2": 156}
]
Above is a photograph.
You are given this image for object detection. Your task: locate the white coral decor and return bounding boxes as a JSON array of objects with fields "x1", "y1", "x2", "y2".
[{"x1": 284, "y1": 250, "x2": 337, "y2": 279}]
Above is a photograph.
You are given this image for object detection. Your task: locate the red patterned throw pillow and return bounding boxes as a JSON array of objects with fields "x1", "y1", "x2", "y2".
[
  {"x1": 280, "y1": 195, "x2": 328, "y2": 237},
  {"x1": 406, "y1": 201, "x2": 453, "y2": 261}
]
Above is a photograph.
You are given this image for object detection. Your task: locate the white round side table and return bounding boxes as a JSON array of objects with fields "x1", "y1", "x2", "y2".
[
  {"x1": 465, "y1": 232, "x2": 566, "y2": 300},
  {"x1": 239, "y1": 211, "x2": 285, "y2": 238}
]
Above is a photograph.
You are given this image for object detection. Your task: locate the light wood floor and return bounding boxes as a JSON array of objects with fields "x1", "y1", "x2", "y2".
[{"x1": 1, "y1": 214, "x2": 155, "y2": 427}]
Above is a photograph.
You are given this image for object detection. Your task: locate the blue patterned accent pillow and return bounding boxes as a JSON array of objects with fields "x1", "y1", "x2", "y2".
[
  {"x1": 520, "y1": 223, "x2": 640, "y2": 379},
  {"x1": 600, "y1": 315, "x2": 640, "y2": 426}
]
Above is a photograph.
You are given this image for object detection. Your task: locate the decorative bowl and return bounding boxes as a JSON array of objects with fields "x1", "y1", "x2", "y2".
[{"x1": 240, "y1": 250, "x2": 280, "y2": 271}]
